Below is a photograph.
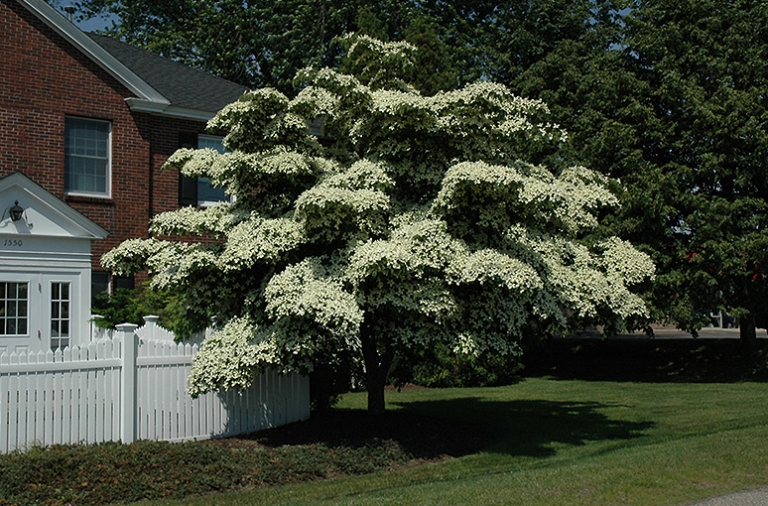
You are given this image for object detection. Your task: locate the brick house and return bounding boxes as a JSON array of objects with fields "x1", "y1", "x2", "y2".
[{"x1": 0, "y1": 0, "x2": 246, "y2": 354}]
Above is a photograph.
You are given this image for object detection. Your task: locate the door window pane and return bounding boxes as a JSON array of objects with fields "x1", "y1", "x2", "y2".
[
  {"x1": 1, "y1": 282, "x2": 29, "y2": 336},
  {"x1": 51, "y1": 282, "x2": 71, "y2": 351}
]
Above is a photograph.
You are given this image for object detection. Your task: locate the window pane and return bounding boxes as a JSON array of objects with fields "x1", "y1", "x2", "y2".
[
  {"x1": 0, "y1": 282, "x2": 28, "y2": 336},
  {"x1": 50, "y1": 282, "x2": 71, "y2": 348},
  {"x1": 65, "y1": 117, "x2": 110, "y2": 195},
  {"x1": 197, "y1": 178, "x2": 228, "y2": 204},
  {"x1": 196, "y1": 136, "x2": 228, "y2": 205},
  {"x1": 198, "y1": 136, "x2": 226, "y2": 153}
]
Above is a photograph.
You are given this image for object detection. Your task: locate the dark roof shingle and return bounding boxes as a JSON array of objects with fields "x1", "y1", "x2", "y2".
[{"x1": 87, "y1": 33, "x2": 247, "y2": 114}]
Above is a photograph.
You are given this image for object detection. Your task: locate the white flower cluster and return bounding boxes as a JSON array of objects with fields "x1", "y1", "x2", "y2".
[
  {"x1": 187, "y1": 316, "x2": 275, "y2": 397},
  {"x1": 101, "y1": 238, "x2": 166, "y2": 276},
  {"x1": 150, "y1": 204, "x2": 236, "y2": 237},
  {"x1": 264, "y1": 258, "x2": 363, "y2": 347},
  {"x1": 598, "y1": 237, "x2": 656, "y2": 285},
  {"x1": 434, "y1": 160, "x2": 620, "y2": 235},
  {"x1": 296, "y1": 187, "x2": 390, "y2": 240},
  {"x1": 220, "y1": 217, "x2": 305, "y2": 271},
  {"x1": 347, "y1": 219, "x2": 460, "y2": 283},
  {"x1": 506, "y1": 226, "x2": 653, "y2": 321},
  {"x1": 454, "y1": 249, "x2": 543, "y2": 293}
]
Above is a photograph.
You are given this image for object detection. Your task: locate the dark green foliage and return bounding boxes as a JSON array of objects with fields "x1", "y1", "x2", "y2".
[
  {"x1": 0, "y1": 438, "x2": 411, "y2": 506},
  {"x1": 92, "y1": 283, "x2": 208, "y2": 339},
  {"x1": 523, "y1": 337, "x2": 768, "y2": 383},
  {"x1": 309, "y1": 351, "x2": 361, "y2": 412},
  {"x1": 391, "y1": 343, "x2": 523, "y2": 389}
]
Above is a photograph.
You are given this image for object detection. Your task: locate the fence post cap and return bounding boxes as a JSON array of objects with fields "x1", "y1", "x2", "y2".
[
  {"x1": 115, "y1": 323, "x2": 140, "y2": 331},
  {"x1": 143, "y1": 315, "x2": 160, "y2": 323}
]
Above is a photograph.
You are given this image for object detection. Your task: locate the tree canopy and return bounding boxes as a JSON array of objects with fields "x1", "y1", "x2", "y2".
[{"x1": 102, "y1": 35, "x2": 654, "y2": 413}]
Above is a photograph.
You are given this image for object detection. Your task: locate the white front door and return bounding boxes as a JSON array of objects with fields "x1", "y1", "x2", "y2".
[{"x1": 0, "y1": 272, "x2": 79, "y2": 355}]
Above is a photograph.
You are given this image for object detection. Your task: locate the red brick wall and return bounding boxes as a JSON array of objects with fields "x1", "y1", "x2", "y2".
[{"x1": 1, "y1": 0, "x2": 210, "y2": 279}]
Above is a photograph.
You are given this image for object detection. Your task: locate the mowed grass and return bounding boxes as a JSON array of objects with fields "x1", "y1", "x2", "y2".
[{"x1": 132, "y1": 358, "x2": 768, "y2": 506}]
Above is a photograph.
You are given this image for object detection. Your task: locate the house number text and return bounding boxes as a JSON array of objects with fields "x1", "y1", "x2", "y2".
[{"x1": 2, "y1": 239, "x2": 23, "y2": 247}]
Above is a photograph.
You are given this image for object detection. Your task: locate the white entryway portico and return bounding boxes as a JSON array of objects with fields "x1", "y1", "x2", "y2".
[{"x1": 0, "y1": 172, "x2": 108, "y2": 355}]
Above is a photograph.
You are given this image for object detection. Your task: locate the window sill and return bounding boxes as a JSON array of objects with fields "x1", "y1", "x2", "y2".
[{"x1": 65, "y1": 194, "x2": 115, "y2": 206}]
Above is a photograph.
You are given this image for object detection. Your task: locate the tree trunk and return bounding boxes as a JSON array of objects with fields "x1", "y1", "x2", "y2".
[
  {"x1": 359, "y1": 314, "x2": 393, "y2": 415},
  {"x1": 366, "y1": 369, "x2": 387, "y2": 415},
  {"x1": 740, "y1": 311, "x2": 758, "y2": 352}
]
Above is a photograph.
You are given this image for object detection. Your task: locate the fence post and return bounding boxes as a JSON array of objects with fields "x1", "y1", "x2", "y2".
[
  {"x1": 90, "y1": 315, "x2": 103, "y2": 342},
  {"x1": 143, "y1": 315, "x2": 160, "y2": 341},
  {"x1": 117, "y1": 323, "x2": 139, "y2": 444}
]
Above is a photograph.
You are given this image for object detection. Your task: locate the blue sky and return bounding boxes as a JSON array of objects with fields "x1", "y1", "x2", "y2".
[{"x1": 50, "y1": 3, "x2": 116, "y2": 32}]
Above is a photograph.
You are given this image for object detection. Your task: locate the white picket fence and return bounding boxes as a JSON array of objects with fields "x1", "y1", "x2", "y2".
[{"x1": 0, "y1": 318, "x2": 310, "y2": 454}]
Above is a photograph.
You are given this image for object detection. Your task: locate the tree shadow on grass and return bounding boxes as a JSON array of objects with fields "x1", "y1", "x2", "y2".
[
  {"x1": 389, "y1": 397, "x2": 654, "y2": 458},
  {"x1": 236, "y1": 397, "x2": 653, "y2": 461}
]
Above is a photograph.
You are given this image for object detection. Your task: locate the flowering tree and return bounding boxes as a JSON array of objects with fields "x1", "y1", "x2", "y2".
[{"x1": 103, "y1": 36, "x2": 654, "y2": 414}]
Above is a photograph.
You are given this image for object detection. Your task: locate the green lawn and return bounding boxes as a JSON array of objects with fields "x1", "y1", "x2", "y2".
[{"x1": 132, "y1": 376, "x2": 768, "y2": 506}]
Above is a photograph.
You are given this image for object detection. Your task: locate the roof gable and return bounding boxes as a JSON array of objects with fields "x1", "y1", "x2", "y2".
[
  {"x1": 16, "y1": 0, "x2": 246, "y2": 120},
  {"x1": 0, "y1": 172, "x2": 109, "y2": 240}
]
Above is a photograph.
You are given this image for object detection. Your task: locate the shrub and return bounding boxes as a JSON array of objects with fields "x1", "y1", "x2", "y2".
[
  {"x1": 0, "y1": 437, "x2": 412, "y2": 506},
  {"x1": 92, "y1": 283, "x2": 208, "y2": 339}
]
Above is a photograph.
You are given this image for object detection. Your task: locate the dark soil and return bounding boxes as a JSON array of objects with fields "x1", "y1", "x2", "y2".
[{"x1": 208, "y1": 409, "x2": 494, "y2": 463}]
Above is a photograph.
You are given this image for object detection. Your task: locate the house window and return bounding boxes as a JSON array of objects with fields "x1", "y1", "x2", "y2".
[
  {"x1": 179, "y1": 133, "x2": 229, "y2": 206},
  {"x1": 197, "y1": 135, "x2": 228, "y2": 206},
  {"x1": 91, "y1": 271, "x2": 110, "y2": 307},
  {"x1": 65, "y1": 117, "x2": 111, "y2": 197},
  {"x1": 92, "y1": 271, "x2": 134, "y2": 308},
  {"x1": 50, "y1": 282, "x2": 70, "y2": 351},
  {"x1": 0, "y1": 282, "x2": 28, "y2": 336}
]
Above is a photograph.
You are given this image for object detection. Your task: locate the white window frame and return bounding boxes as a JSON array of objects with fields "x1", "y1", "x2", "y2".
[{"x1": 64, "y1": 116, "x2": 112, "y2": 198}]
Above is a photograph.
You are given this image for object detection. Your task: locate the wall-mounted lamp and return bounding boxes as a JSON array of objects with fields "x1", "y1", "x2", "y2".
[
  {"x1": 9, "y1": 201, "x2": 24, "y2": 221},
  {"x1": 2, "y1": 200, "x2": 33, "y2": 228}
]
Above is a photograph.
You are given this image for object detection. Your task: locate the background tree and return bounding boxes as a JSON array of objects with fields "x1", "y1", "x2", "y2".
[
  {"x1": 523, "y1": 0, "x2": 768, "y2": 346},
  {"x1": 102, "y1": 35, "x2": 654, "y2": 414},
  {"x1": 59, "y1": 0, "x2": 415, "y2": 92}
]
